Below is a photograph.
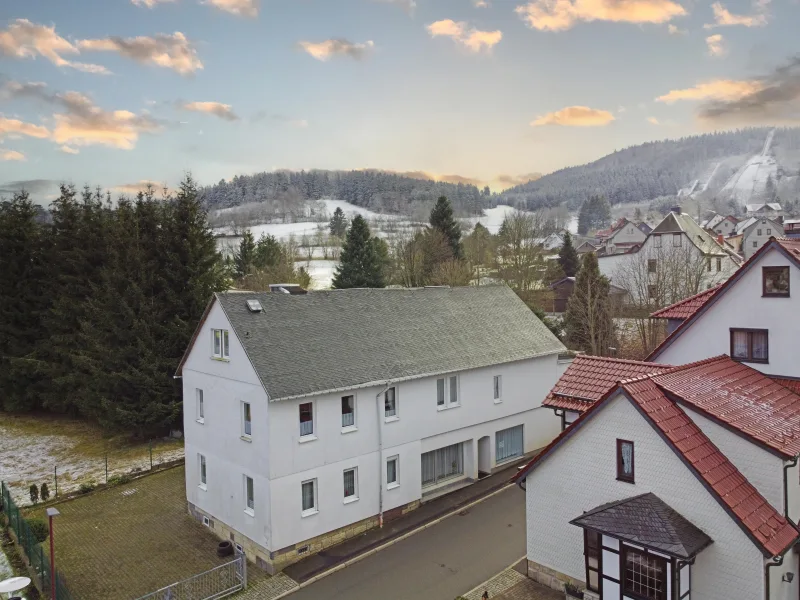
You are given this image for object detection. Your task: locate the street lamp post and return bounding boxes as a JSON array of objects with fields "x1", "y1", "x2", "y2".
[{"x1": 46, "y1": 508, "x2": 60, "y2": 600}]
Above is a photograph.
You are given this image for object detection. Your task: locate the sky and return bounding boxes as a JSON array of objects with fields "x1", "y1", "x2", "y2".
[{"x1": 0, "y1": 0, "x2": 798, "y2": 198}]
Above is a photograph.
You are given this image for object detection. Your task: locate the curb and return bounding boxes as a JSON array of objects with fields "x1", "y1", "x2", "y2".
[
  {"x1": 268, "y1": 482, "x2": 516, "y2": 600},
  {"x1": 461, "y1": 554, "x2": 527, "y2": 599}
]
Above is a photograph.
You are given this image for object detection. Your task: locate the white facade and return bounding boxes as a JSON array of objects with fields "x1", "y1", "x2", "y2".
[
  {"x1": 742, "y1": 218, "x2": 784, "y2": 260},
  {"x1": 605, "y1": 221, "x2": 646, "y2": 255},
  {"x1": 653, "y1": 245, "x2": 799, "y2": 377},
  {"x1": 524, "y1": 392, "x2": 791, "y2": 600},
  {"x1": 182, "y1": 299, "x2": 566, "y2": 568}
]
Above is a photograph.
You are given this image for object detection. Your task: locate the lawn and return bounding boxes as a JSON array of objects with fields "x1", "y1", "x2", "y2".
[{"x1": 28, "y1": 466, "x2": 241, "y2": 600}]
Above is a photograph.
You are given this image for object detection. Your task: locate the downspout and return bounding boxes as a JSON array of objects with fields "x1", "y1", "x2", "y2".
[
  {"x1": 765, "y1": 554, "x2": 784, "y2": 600},
  {"x1": 783, "y1": 455, "x2": 799, "y2": 523},
  {"x1": 375, "y1": 382, "x2": 393, "y2": 529}
]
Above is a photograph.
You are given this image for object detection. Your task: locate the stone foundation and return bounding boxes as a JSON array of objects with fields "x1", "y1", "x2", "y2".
[
  {"x1": 188, "y1": 499, "x2": 421, "y2": 575},
  {"x1": 527, "y1": 560, "x2": 586, "y2": 594}
]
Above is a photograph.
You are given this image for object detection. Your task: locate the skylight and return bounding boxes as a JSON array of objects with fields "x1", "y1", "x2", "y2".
[{"x1": 246, "y1": 299, "x2": 262, "y2": 313}]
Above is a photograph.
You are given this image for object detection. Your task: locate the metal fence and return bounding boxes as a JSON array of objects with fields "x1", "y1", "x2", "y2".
[
  {"x1": 134, "y1": 552, "x2": 247, "y2": 600},
  {"x1": 1, "y1": 480, "x2": 75, "y2": 600}
]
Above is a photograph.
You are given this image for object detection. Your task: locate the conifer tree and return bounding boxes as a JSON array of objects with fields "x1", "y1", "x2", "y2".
[
  {"x1": 234, "y1": 230, "x2": 256, "y2": 278},
  {"x1": 254, "y1": 233, "x2": 284, "y2": 269},
  {"x1": 329, "y1": 207, "x2": 348, "y2": 238},
  {"x1": 558, "y1": 231, "x2": 580, "y2": 277},
  {"x1": 564, "y1": 253, "x2": 614, "y2": 355},
  {"x1": 577, "y1": 200, "x2": 590, "y2": 235},
  {"x1": 429, "y1": 196, "x2": 462, "y2": 259},
  {"x1": 332, "y1": 215, "x2": 385, "y2": 289}
]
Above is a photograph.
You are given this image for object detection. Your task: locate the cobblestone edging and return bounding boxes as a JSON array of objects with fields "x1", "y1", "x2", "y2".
[{"x1": 464, "y1": 567, "x2": 527, "y2": 599}]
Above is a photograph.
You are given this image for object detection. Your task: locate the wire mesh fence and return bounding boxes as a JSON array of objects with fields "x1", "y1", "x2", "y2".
[
  {"x1": 134, "y1": 551, "x2": 246, "y2": 600},
  {"x1": 1, "y1": 480, "x2": 75, "y2": 600}
]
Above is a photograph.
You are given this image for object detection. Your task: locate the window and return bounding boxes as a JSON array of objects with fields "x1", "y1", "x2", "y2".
[
  {"x1": 212, "y1": 329, "x2": 229, "y2": 359},
  {"x1": 343, "y1": 468, "x2": 358, "y2": 502},
  {"x1": 647, "y1": 259, "x2": 657, "y2": 273},
  {"x1": 730, "y1": 329, "x2": 769, "y2": 363},
  {"x1": 198, "y1": 454, "x2": 207, "y2": 489},
  {"x1": 301, "y1": 479, "x2": 317, "y2": 516},
  {"x1": 617, "y1": 439, "x2": 634, "y2": 483},
  {"x1": 623, "y1": 546, "x2": 667, "y2": 600},
  {"x1": 299, "y1": 402, "x2": 314, "y2": 437},
  {"x1": 436, "y1": 377, "x2": 459, "y2": 408},
  {"x1": 753, "y1": 241, "x2": 758, "y2": 248},
  {"x1": 421, "y1": 443, "x2": 463, "y2": 487},
  {"x1": 672, "y1": 233, "x2": 681, "y2": 247},
  {"x1": 449, "y1": 375, "x2": 458, "y2": 406},
  {"x1": 763, "y1": 266, "x2": 790, "y2": 297},
  {"x1": 767, "y1": 228, "x2": 772, "y2": 235},
  {"x1": 242, "y1": 402, "x2": 251, "y2": 438},
  {"x1": 341, "y1": 395, "x2": 356, "y2": 429},
  {"x1": 244, "y1": 475, "x2": 254, "y2": 514},
  {"x1": 437, "y1": 378, "x2": 445, "y2": 406},
  {"x1": 706, "y1": 257, "x2": 711, "y2": 272},
  {"x1": 496, "y1": 425, "x2": 524, "y2": 463},
  {"x1": 716, "y1": 257, "x2": 722, "y2": 272},
  {"x1": 493, "y1": 375, "x2": 502, "y2": 402},
  {"x1": 387, "y1": 456, "x2": 399, "y2": 488},
  {"x1": 647, "y1": 285, "x2": 656, "y2": 300},
  {"x1": 654, "y1": 235, "x2": 662, "y2": 248},
  {"x1": 196, "y1": 389, "x2": 204, "y2": 423},
  {"x1": 584, "y1": 530, "x2": 600, "y2": 592},
  {"x1": 384, "y1": 387, "x2": 397, "y2": 419}
]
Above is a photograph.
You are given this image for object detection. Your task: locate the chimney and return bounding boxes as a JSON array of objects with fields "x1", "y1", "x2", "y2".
[
  {"x1": 717, "y1": 234, "x2": 724, "y2": 245},
  {"x1": 670, "y1": 205, "x2": 682, "y2": 214}
]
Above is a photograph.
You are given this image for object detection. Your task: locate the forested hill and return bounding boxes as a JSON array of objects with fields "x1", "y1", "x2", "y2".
[
  {"x1": 201, "y1": 169, "x2": 490, "y2": 218},
  {"x1": 501, "y1": 127, "x2": 800, "y2": 211}
]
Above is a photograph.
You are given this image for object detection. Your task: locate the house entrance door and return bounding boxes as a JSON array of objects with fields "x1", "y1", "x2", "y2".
[{"x1": 478, "y1": 436, "x2": 491, "y2": 478}]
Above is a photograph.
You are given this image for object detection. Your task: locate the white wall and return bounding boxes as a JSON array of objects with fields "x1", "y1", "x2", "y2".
[
  {"x1": 654, "y1": 247, "x2": 799, "y2": 376},
  {"x1": 524, "y1": 393, "x2": 765, "y2": 600},
  {"x1": 607, "y1": 223, "x2": 646, "y2": 254},
  {"x1": 743, "y1": 219, "x2": 784, "y2": 260},
  {"x1": 182, "y1": 300, "x2": 273, "y2": 550},
  {"x1": 769, "y1": 550, "x2": 800, "y2": 600}
]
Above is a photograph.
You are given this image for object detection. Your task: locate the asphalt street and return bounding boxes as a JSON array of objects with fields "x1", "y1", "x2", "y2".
[{"x1": 288, "y1": 484, "x2": 527, "y2": 600}]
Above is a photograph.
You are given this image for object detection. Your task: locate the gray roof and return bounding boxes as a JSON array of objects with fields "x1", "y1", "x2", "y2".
[
  {"x1": 570, "y1": 493, "x2": 713, "y2": 559},
  {"x1": 214, "y1": 286, "x2": 566, "y2": 401},
  {"x1": 651, "y1": 212, "x2": 726, "y2": 256}
]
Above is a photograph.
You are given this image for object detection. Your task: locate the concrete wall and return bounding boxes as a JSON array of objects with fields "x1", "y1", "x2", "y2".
[
  {"x1": 654, "y1": 247, "x2": 799, "y2": 377},
  {"x1": 524, "y1": 393, "x2": 765, "y2": 600}
]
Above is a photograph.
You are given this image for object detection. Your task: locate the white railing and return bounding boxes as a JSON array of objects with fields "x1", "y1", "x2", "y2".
[{"x1": 135, "y1": 552, "x2": 246, "y2": 600}]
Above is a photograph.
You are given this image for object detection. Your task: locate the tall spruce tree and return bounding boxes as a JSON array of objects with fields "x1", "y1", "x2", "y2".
[
  {"x1": 332, "y1": 215, "x2": 385, "y2": 289},
  {"x1": 254, "y1": 233, "x2": 284, "y2": 269},
  {"x1": 564, "y1": 252, "x2": 614, "y2": 356},
  {"x1": 558, "y1": 231, "x2": 580, "y2": 277},
  {"x1": 329, "y1": 207, "x2": 348, "y2": 238},
  {"x1": 234, "y1": 230, "x2": 256, "y2": 278},
  {"x1": 577, "y1": 200, "x2": 590, "y2": 235},
  {"x1": 429, "y1": 196, "x2": 462, "y2": 259}
]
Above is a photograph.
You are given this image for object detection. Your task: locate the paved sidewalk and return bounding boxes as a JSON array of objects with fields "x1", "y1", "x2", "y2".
[{"x1": 463, "y1": 559, "x2": 562, "y2": 600}]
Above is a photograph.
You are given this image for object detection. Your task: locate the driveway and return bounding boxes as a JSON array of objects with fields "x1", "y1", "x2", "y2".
[{"x1": 288, "y1": 484, "x2": 527, "y2": 600}]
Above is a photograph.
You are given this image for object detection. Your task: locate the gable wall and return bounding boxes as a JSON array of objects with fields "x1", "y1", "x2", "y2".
[{"x1": 524, "y1": 393, "x2": 764, "y2": 600}]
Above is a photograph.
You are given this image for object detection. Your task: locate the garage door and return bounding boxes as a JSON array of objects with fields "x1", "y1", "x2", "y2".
[{"x1": 496, "y1": 425, "x2": 523, "y2": 463}]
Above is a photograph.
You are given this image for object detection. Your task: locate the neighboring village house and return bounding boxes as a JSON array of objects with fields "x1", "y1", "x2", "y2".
[
  {"x1": 547, "y1": 277, "x2": 628, "y2": 313},
  {"x1": 747, "y1": 202, "x2": 783, "y2": 219},
  {"x1": 784, "y1": 219, "x2": 800, "y2": 239},
  {"x1": 576, "y1": 240, "x2": 600, "y2": 255},
  {"x1": 595, "y1": 218, "x2": 648, "y2": 256},
  {"x1": 517, "y1": 353, "x2": 800, "y2": 600},
  {"x1": 650, "y1": 284, "x2": 720, "y2": 335},
  {"x1": 176, "y1": 285, "x2": 568, "y2": 574},
  {"x1": 740, "y1": 217, "x2": 785, "y2": 260},
  {"x1": 701, "y1": 213, "x2": 738, "y2": 237}
]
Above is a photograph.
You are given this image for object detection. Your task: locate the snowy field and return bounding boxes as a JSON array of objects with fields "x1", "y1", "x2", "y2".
[{"x1": 300, "y1": 259, "x2": 338, "y2": 290}]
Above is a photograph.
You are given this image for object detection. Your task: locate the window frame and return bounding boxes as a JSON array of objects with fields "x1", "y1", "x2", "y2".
[
  {"x1": 647, "y1": 259, "x2": 657, "y2": 274},
  {"x1": 343, "y1": 467, "x2": 359, "y2": 503},
  {"x1": 448, "y1": 375, "x2": 459, "y2": 407},
  {"x1": 436, "y1": 378, "x2": 446, "y2": 407},
  {"x1": 341, "y1": 394, "x2": 357, "y2": 432},
  {"x1": 301, "y1": 478, "x2": 318, "y2": 517},
  {"x1": 672, "y1": 233, "x2": 681, "y2": 247},
  {"x1": 386, "y1": 455, "x2": 399, "y2": 489},
  {"x1": 198, "y1": 453, "x2": 207, "y2": 490},
  {"x1": 583, "y1": 529, "x2": 601, "y2": 593},
  {"x1": 616, "y1": 439, "x2": 635, "y2": 483},
  {"x1": 716, "y1": 257, "x2": 722, "y2": 272},
  {"x1": 244, "y1": 475, "x2": 255, "y2": 516},
  {"x1": 493, "y1": 374, "x2": 502, "y2": 403},
  {"x1": 299, "y1": 401, "x2": 315, "y2": 441},
  {"x1": 730, "y1": 328, "x2": 769, "y2": 364},
  {"x1": 211, "y1": 328, "x2": 230, "y2": 360},
  {"x1": 196, "y1": 389, "x2": 204, "y2": 424},
  {"x1": 241, "y1": 401, "x2": 252, "y2": 439},
  {"x1": 621, "y1": 545, "x2": 668, "y2": 600},
  {"x1": 384, "y1": 386, "x2": 399, "y2": 421},
  {"x1": 762, "y1": 266, "x2": 790, "y2": 298},
  {"x1": 653, "y1": 235, "x2": 662, "y2": 248}
]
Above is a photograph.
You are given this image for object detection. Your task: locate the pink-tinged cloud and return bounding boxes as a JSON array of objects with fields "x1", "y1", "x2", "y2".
[
  {"x1": 202, "y1": 0, "x2": 260, "y2": 17},
  {"x1": 647, "y1": 116, "x2": 660, "y2": 124},
  {"x1": 656, "y1": 79, "x2": 764, "y2": 103},
  {"x1": 704, "y1": 1, "x2": 769, "y2": 28},
  {"x1": 0, "y1": 19, "x2": 110, "y2": 74},
  {"x1": 495, "y1": 173, "x2": 542, "y2": 188},
  {"x1": 59, "y1": 145, "x2": 80, "y2": 154},
  {"x1": 531, "y1": 105, "x2": 615, "y2": 126},
  {"x1": 705, "y1": 34, "x2": 726, "y2": 57},
  {"x1": 114, "y1": 180, "x2": 171, "y2": 194},
  {"x1": 515, "y1": 0, "x2": 686, "y2": 31},
  {"x1": 132, "y1": 0, "x2": 177, "y2": 7},
  {"x1": 178, "y1": 101, "x2": 239, "y2": 121},
  {"x1": 426, "y1": 19, "x2": 503, "y2": 52},
  {"x1": 0, "y1": 116, "x2": 51, "y2": 139},
  {"x1": 79, "y1": 32, "x2": 202, "y2": 75},
  {"x1": 0, "y1": 149, "x2": 26, "y2": 161},
  {"x1": 298, "y1": 39, "x2": 375, "y2": 61}
]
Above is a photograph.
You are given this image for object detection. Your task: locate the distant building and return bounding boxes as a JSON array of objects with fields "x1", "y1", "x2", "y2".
[
  {"x1": 741, "y1": 217, "x2": 784, "y2": 260},
  {"x1": 594, "y1": 218, "x2": 648, "y2": 256},
  {"x1": 575, "y1": 240, "x2": 599, "y2": 255},
  {"x1": 784, "y1": 219, "x2": 800, "y2": 239},
  {"x1": 701, "y1": 213, "x2": 738, "y2": 237},
  {"x1": 548, "y1": 276, "x2": 628, "y2": 313},
  {"x1": 746, "y1": 202, "x2": 782, "y2": 218}
]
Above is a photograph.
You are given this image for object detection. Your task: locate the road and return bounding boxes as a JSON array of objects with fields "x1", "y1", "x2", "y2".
[{"x1": 289, "y1": 484, "x2": 526, "y2": 600}]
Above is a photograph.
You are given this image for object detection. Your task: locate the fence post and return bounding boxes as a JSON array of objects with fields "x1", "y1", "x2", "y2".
[
  {"x1": 54, "y1": 466, "x2": 58, "y2": 498},
  {"x1": 242, "y1": 552, "x2": 247, "y2": 589},
  {"x1": 149, "y1": 440, "x2": 153, "y2": 471}
]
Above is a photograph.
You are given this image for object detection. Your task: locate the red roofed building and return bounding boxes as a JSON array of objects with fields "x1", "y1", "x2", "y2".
[{"x1": 650, "y1": 284, "x2": 720, "y2": 334}]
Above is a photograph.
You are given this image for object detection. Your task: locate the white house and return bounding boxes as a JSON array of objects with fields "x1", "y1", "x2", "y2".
[
  {"x1": 701, "y1": 213, "x2": 738, "y2": 237},
  {"x1": 648, "y1": 237, "x2": 800, "y2": 377},
  {"x1": 176, "y1": 285, "x2": 567, "y2": 573},
  {"x1": 604, "y1": 218, "x2": 647, "y2": 255},
  {"x1": 517, "y1": 353, "x2": 800, "y2": 600},
  {"x1": 741, "y1": 217, "x2": 784, "y2": 260}
]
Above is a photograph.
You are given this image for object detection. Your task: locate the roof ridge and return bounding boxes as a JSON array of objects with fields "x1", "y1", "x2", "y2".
[
  {"x1": 655, "y1": 354, "x2": 730, "y2": 374},
  {"x1": 651, "y1": 285, "x2": 721, "y2": 317},
  {"x1": 575, "y1": 354, "x2": 669, "y2": 367}
]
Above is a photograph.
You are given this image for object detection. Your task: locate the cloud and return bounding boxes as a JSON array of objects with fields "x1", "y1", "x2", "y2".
[
  {"x1": 132, "y1": 0, "x2": 177, "y2": 6},
  {"x1": 201, "y1": 0, "x2": 260, "y2": 17},
  {"x1": 438, "y1": 174, "x2": 485, "y2": 186},
  {"x1": 114, "y1": 180, "x2": 170, "y2": 194},
  {"x1": 78, "y1": 32, "x2": 202, "y2": 75},
  {"x1": 696, "y1": 56, "x2": 800, "y2": 125},
  {"x1": 178, "y1": 101, "x2": 239, "y2": 121},
  {"x1": 426, "y1": 19, "x2": 503, "y2": 52},
  {"x1": 705, "y1": 34, "x2": 727, "y2": 57},
  {"x1": 0, "y1": 149, "x2": 25, "y2": 161},
  {"x1": 298, "y1": 39, "x2": 375, "y2": 61},
  {"x1": 59, "y1": 145, "x2": 79, "y2": 154},
  {"x1": 0, "y1": 19, "x2": 110, "y2": 74},
  {"x1": 370, "y1": 0, "x2": 416, "y2": 13},
  {"x1": 475, "y1": 0, "x2": 490, "y2": 6},
  {"x1": 531, "y1": 105, "x2": 615, "y2": 126},
  {"x1": 668, "y1": 23, "x2": 687, "y2": 34},
  {"x1": 656, "y1": 79, "x2": 764, "y2": 103},
  {"x1": 647, "y1": 116, "x2": 660, "y2": 124},
  {"x1": 704, "y1": 1, "x2": 769, "y2": 28},
  {"x1": 515, "y1": 0, "x2": 686, "y2": 31},
  {"x1": 0, "y1": 117, "x2": 51, "y2": 140},
  {"x1": 495, "y1": 173, "x2": 543, "y2": 188}
]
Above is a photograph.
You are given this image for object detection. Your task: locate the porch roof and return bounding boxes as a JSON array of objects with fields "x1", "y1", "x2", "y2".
[{"x1": 570, "y1": 493, "x2": 713, "y2": 559}]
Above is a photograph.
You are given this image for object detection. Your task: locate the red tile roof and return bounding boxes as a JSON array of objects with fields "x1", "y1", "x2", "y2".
[
  {"x1": 650, "y1": 285, "x2": 720, "y2": 320},
  {"x1": 653, "y1": 356, "x2": 800, "y2": 458},
  {"x1": 621, "y1": 377, "x2": 798, "y2": 557},
  {"x1": 772, "y1": 377, "x2": 800, "y2": 396},
  {"x1": 542, "y1": 355, "x2": 671, "y2": 413}
]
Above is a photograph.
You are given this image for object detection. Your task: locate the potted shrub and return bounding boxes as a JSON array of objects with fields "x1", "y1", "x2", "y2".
[{"x1": 564, "y1": 582, "x2": 584, "y2": 599}]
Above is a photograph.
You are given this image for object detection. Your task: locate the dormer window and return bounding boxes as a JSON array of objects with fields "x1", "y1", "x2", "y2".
[{"x1": 763, "y1": 266, "x2": 789, "y2": 297}]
